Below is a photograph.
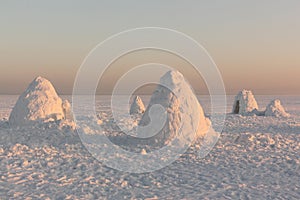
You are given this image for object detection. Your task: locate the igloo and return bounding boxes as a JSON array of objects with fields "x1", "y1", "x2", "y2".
[
  {"x1": 265, "y1": 99, "x2": 290, "y2": 118},
  {"x1": 139, "y1": 70, "x2": 211, "y2": 145},
  {"x1": 232, "y1": 90, "x2": 258, "y2": 115},
  {"x1": 130, "y1": 96, "x2": 145, "y2": 115},
  {"x1": 9, "y1": 76, "x2": 73, "y2": 126}
]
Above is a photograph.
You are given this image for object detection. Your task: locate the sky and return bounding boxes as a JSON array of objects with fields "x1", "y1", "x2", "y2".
[{"x1": 0, "y1": 0, "x2": 299, "y2": 95}]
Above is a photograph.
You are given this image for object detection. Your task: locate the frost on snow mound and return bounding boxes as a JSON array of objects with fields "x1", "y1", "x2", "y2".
[
  {"x1": 265, "y1": 99, "x2": 290, "y2": 118},
  {"x1": 232, "y1": 90, "x2": 258, "y2": 115},
  {"x1": 139, "y1": 70, "x2": 211, "y2": 145},
  {"x1": 130, "y1": 96, "x2": 145, "y2": 115},
  {"x1": 9, "y1": 76, "x2": 73, "y2": 127}
]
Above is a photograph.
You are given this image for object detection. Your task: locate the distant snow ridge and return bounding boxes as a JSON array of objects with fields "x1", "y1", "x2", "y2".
[
  {"x1": 232, "y1": 90, "x2": 259, "y2": 115},
  {"x1": 265, "y1": 99, "x2": 290, "y2": 118},
  {"x1": 130, "y1": 96, "x2": 145, "y2": 115},
  {"x1": 139, "y1": 70, "x2": 211, "y2": 145},
  {"x1": 9, "y1": 76, "x2": 73, "y2": 127}
]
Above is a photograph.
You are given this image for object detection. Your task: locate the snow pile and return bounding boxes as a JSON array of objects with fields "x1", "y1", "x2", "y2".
[
  {"x1": 232, "y1": 91, "x2": 290, "y2": 118},
  {"x1": 9, "y1": 76, "x2": 73, "y2": 127},
  {"x1": 139, "y1": 70, "x2": 211, "y2": 145},
  {"x1": 62, "y1": 99, "x2": 73, "y2": 120},
  {"x1": 232, "y1": 90, "x2": 258, "y2": 115},
  {"x1": 130, "y1": 96, "x2": 145, "y2": 115},
  {"x1": 265, "y1": 99, "x2": 290, "y2": 118}
]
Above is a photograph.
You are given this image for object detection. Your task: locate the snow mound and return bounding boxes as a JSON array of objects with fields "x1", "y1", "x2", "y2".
[
  {"x1": 139, "y1": 70, "x2": 211, "y2": 145},
  {"x1": 232, "y1": 90, "x2": 258, "y2": 115},
  {"x1": 265, "y1": 99, "x2": 290, "y2": 118},
  {"x1": 62, "y1": 99, "x2": 73, "y2": 121},
  {"x1": 130, "y1": 96, "x2": 145, "y2": 115},
  {"x1": 9, "y1": 76, "x2": 73, "y2": 127}
]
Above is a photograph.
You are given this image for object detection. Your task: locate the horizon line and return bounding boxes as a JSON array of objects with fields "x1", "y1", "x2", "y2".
[{"x1": 1, "y1": 93, "x2": 300, "y2": 96}]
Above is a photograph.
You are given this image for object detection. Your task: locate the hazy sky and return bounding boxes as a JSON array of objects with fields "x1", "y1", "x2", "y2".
[{"x1": 0, "y1": 1, "x2": 299, "y2": 95}]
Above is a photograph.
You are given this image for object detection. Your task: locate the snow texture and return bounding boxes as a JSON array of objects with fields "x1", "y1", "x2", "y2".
[
  {"x1": 0, "y1": 95, "x2": 300, "y2": 199},
  {"x1": 9, "y1": 76, "x2": 73, "y2": 127},
  {"x1": 232, "y1": 90, "x2": 259, "y2": 115},
  {"x1": 265, "y1": 99, "x2": 290, "y2": 118},
  {"x1": 130, "y1": 96, "x2": 145, "y2": 115},
  {"x1": 139, "y1": 70, "x2": 211, "y2": 145}
]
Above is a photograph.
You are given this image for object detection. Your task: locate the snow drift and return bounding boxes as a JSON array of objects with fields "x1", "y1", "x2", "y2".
[
  {"x1": 130, "y1": 96, "x2": 145, "y2": 115},
  {"x1": 265, "y1": 99, "x2": 290, "y2": 118},
  {"x1": 9, "y1": 76, "x2": 73, "y2": 127},
  {"x1": 232, "y1": 90, "x2": 259, "y2": 115},
  {"x1": 139, "y1": 70, "x2": 211, "y2": 145}
]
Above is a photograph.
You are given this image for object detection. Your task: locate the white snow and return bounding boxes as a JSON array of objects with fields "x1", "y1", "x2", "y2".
[
  {"x1": 140, "y1": 148, "x2": 147, "y2": 155},
  {"x1": 0, "y1": 94, "x2": 300, "y2": 199},
  {"x1": 9, "y1": 76, "x2": 73, "y2": 127},
  {"x1": 232, "y1": 90, "x2": 259, "y2": 115},
  {"x1": 265, "y1": 99, "x2": 290, "y2": 118},
  {"x1": 139, "y1": 70, "x2": 211, "y2": 145},
  {"x1": 62, "y1": 99, "x2": 73, "y2": 120},
  {"x1": 130, "y1": 96, "x2": 145, "y2": 115}
]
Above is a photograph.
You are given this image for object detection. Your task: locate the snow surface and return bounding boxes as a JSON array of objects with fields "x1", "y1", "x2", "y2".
[
  {"x1": 265, "y1": 99, "x2": 290, "y2": 118},
  {"x1": 9, "y1": 77, "x2": 73, "y2": 127},
  {"x1": 232, "y1": 90, "x2": 259, "y2": 115},
  {"x1": 130, "y1": 96, "x2": 145, "y2": 115},
  {"x1": 0, "y1": 95, "x2": 299, "y2": 199}
]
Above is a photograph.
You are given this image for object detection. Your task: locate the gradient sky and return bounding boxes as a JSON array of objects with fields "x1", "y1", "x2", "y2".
[{"x1": 0, "y1": 0, "x2": 299, "y2": 95}]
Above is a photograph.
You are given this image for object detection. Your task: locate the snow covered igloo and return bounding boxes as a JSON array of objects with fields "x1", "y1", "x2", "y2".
[
  {"x1": 9, "y1": 76, "x2": 73, "y2": 126},
  {"x1": 232, "y1": 90, "x2": 258, "y2": 115},
  {"x1": 139, "y1": 70, "x2": 211, "y2": 146}
]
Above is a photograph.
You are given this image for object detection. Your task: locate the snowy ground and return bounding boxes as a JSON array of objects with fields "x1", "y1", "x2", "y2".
[{"x1": 0, "y1": 95, "x2": 299, "y2": 199}]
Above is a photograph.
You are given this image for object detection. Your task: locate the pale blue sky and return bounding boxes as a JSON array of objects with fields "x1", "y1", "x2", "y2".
[{"x1": 0, "y1": 1, "x2": 299, "y2": 94}]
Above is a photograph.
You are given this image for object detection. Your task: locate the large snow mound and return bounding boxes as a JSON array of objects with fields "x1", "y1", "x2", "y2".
[
  {"x1": 232, "y1": 90, "x2": 258, "y2": 115},
  {"x1": 9, "y1": 76, "x2": 73, "y2": 126},
  {"x1": 265, "y1": 99, "x2": 290, "y2": 118},
  {"x1": 130, "y1": 96, "x2": 145, "y2": 115},
  {"x1": 139, "y1": 70, "x2": 211, "y2": 145}
]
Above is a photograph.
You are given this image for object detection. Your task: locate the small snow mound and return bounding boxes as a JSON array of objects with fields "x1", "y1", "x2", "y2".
[
  {"x1": 62, "y1": 100, "x2": 73, "y2": 120},
  {"x1": 9, "y1": 76, "x2": 73, "y2": 127},
  {"x1": 265, "y1": 99, "x2": 290, "y2": 118},
  {"x1": 141, "y1": 148, "x2": 147, "y2": 155},
  {"x1": 130, "y1": 96, "x2": 145, "y2": 115},
  {"x1": 139, "y1": 70, "x2": 211, "y2": 145},
  {"x1": 232, "y1": 90, "x2": 258, "y2": 115}
]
